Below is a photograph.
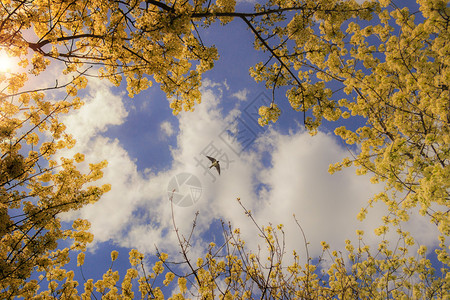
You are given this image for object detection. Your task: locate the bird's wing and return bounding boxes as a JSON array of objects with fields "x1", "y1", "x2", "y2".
[
  {"x1": 206, "y1": 155, "x2": 216, "y2": 163},
  {"x1": 215, "y1": 163, "x2": 220, "y2": 175}
]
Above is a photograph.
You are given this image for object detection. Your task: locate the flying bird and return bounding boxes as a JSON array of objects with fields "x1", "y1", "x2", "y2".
[{"x1": 206, "y1": 155, "x2": 220, "y2": 175}]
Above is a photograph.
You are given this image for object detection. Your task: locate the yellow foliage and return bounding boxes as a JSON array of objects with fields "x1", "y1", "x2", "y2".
[
  {"x1": 0, "y1": 0, "x2": 449, "y2": 298},
  {"x1": 0, "y1": 31, "x2": 108, "y2": 300}
]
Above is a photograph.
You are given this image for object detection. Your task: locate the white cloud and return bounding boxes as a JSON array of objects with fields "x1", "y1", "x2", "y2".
[
  {"x1": 223, "y1": 79, "x2": 230, "y2": 91},
  {"x1": 231, "y1": 88, "x2": 249, "y2": 101},
  {"x1": 62, "y1": 78, "x2": 128, "y2": 146},
  {"x1": 202, "y1": 78, "x2": 229, "y2": 96},
  {"x1": 248, "y1": 130, "x2": 382, "y2": 255},
  {"x1": 59, "y1": 79, "x2": 440, "y2": 264},
  {"x1": 160, "y1": 121, "x2": 174, "y2": 137}
]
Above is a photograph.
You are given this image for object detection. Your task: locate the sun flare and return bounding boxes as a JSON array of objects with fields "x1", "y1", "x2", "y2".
[{"x1": 0, "y1": 51, "x2": 13, "y2": 72}]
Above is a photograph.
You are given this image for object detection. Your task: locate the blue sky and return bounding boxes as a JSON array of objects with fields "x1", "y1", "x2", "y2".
[{"x1": 14, "y1": 0, "x2": 444, "y2": 293}]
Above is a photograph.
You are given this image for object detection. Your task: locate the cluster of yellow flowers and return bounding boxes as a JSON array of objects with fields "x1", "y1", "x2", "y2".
[{"x1": 258, "y1": 103, "x2": 281, "y2": 126}]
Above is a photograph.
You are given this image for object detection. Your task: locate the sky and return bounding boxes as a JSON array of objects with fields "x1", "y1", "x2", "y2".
[{"x1": 12, "y1": 0, "x2": 444, "y2": 293}]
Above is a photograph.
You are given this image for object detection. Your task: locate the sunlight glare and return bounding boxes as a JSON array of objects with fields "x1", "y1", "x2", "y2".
[{"x1": 0, "y1": 51, "x2": 13, "y2": 72}]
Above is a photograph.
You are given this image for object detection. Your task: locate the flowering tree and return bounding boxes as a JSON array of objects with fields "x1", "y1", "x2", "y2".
[
  {"x1": 0, "y1": 74, "x2": 110, "y2": 296},
  {"x1": 18, "y1": 199, "x2": 449, "y2": 299},
  {"x1": 0, "y1": 0, "x2": 449, "y2": 298}
]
